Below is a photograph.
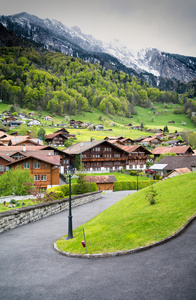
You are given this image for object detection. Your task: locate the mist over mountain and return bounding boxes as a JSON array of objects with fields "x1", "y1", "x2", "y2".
[{"x1": 0, "y1": 12, "x2": 196, "y2": 88}]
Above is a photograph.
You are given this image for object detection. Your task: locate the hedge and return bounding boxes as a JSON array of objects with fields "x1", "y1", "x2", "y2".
[
  {"x1": 113, "y1": 180, "x2": 158, "y2": 191},
  {"x1": 46, "y1": 182, "x2": 98, "y2": 199}
]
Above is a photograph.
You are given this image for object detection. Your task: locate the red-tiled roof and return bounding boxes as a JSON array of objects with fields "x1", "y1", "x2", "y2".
[
  {"x1": 174, "y1": 168, "x2": 191, "y2": 174},
  {"x1": 152, "y1": 146, "x2": 194, "y2": 155}
]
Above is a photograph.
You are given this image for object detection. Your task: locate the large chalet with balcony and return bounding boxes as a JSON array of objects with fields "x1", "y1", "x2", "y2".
[{"x1": 63, "y1": 140, "x2": 151, "y2": 172}]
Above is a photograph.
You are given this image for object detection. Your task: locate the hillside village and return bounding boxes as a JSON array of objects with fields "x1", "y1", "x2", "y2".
[{"x1": 0, "y1": 109, "x2": 195, "y2": 191}]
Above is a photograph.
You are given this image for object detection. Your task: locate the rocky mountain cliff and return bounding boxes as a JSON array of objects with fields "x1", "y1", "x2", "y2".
[{"x1": 1, "y1": 12, "x2": 196, "y2": 86}]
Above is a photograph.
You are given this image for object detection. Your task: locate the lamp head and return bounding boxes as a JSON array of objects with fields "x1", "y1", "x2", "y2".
[{"x1": 67, "y1": 165, "x2": 74, "y2": 176}]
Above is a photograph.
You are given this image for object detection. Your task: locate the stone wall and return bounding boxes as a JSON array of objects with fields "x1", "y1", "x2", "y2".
[{"x1": 0, "y1": 191, "x2": 102, "y2": 233}]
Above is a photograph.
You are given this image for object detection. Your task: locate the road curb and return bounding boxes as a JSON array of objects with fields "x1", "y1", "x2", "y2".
[{"x1": 53, "y1": 213, "x2": 196, "y2": 258}]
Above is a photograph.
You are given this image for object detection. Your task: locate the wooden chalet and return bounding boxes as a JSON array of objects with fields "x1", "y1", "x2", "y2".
[
  {"x1": 140, "y1": 136, "x2": 162, "y2": 147},
  {"x1": 64, "y1": 140, "x2": 151, "y2": 171},
  {"x1": 6, "y1": 155, "x2": 60, "y2": 189},
  {"x1": 0, "y1": 145, "x2": 71, "y2": 174},
  {"x1": 119, "y1": 145, "x2": 152, "y2": 170},
  {"x1": 45, "y1": 132, "x2": 68, "y2": 147},
  {"x1": 64, "y1": 140, "x2": 127, "y2": 171}
]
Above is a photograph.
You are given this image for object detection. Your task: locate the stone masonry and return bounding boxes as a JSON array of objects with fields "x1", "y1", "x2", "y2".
[{"x1": 0, "y1": 191, "x2": 102, "y2": 233}]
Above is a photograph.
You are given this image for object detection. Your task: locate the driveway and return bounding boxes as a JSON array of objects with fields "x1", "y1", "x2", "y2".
[{"x1": 0, "y1": 191, "x2": 195, "y2": 300}]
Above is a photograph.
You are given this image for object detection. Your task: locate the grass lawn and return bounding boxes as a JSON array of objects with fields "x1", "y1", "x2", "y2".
[
  {"x1": 56, "y1": 172, "x2": 196, "y2": 254},
  {"x1": 0, "y1": 199, "x2": 37, "y2": 212}
]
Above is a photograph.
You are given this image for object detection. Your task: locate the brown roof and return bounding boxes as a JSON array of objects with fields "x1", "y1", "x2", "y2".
[
  {"x1": 85, "y1": 175, "x2": 117, "y2": 184},
  {"x1": 7, "y1": 154, "x2": 60, "y2": 166},
  {"x1": 153, "y1": 156, "x2": 196, "y2": 171},
  {"x1": 141, "y1": 137, "x2": 161, "y2": 142},
  {"x1": 152, "y1": 146, "x2": 194, "y2": 155},
  {"x1": 0, "y1": 146, "x2": 46, "y2": 153},
  {"x1": 45, "y1": 132, "x2": 66, "y2": 139},
  {"x1": 0, "y1": 154, "x2": 15, "y2": 163},
  {"x1": 64, "y1": 140, "x2": 126, "y2": 155},
  {"x1": 174, "y1": 168, "x2": 191, "y2": 174},
  {"x1": 119, "y1": 145, "x2": 152, "y2": 154}
]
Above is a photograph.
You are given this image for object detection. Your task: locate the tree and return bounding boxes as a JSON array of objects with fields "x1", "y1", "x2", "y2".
[
  {"x1": 30, "y1": 125, "x2": 38, "y2": 138},
  {"x1": 0, "y1": 168, "x2": 34, "y2": 196},
  {"x1": 37, "y1": 127, "x2": 46, "y2": 141},
  {"x1": 18, "y1": 123, "x2": 28, "y2": 135},
  {"x1": 189, "y1": 132, "x2": 196, "y2": 148}
]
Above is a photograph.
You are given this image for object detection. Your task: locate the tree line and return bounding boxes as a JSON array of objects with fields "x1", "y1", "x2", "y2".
[{"x1": 0, "y1": 46, "x2": 195, "y2": 121}]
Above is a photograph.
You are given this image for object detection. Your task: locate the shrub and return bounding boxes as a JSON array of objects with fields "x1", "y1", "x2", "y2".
[
  {"x1": 15, "y1": 202, "x2": 20, "y2": 207},
  {"x1": 10, "y1": 199, "x2": 16, "y2": 204},
  {"x1": 113, "y1": 180, "x2": 157, "y2": 191},
  {"x1": 145, "y1": 184, "x2": 158, "y2": 205}
]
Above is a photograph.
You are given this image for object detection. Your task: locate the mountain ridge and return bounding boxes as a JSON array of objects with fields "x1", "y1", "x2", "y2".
[{"x1": 0, "y1": 12, "x2": 196, "y2": 87}]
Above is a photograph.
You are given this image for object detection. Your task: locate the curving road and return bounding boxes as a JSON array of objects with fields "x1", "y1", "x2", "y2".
[{"x1": 0, "y1": 191, "x2": 195, "y2": 300}]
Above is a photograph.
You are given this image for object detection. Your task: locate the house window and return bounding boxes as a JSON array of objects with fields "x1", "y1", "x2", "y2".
[
  {"x1": 41, "y1": 175, "x2": 47, "y2": 181},
  {"x1": 34, "y1": 175, "x2": 40, "y2": 181},
  {"x1": 24, "y1": 162, "x2": 30, "y2": 169},
  {"x1": 5, "y1": 166, "x2": 10, "y2": 171},
  {"x1": 0, "y1": 166, "x2": 4, "y2": 172},
  {"x1": 114, "y1": 154, "x2": 120, "y2": 158},
  {"x1": 34, "y1": 162, "x2": 40, "y2": 169}
]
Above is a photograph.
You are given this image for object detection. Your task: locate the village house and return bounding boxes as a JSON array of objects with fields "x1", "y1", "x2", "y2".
[
  {"x1": 43, "y1": 115, "x2": 53, "y2": 121},
  {"x1": 119, "y1": 144, "x2": 152, "y2": 170},
  {"x1": 6, "y1": 154, "x2": 60, "y2": 189},
  {"x1": 2, "y1": 120, "x2": 23, "y2": 128},
  {"x1": 0, "y1": 135, "x2": 43, "y2": 146},
  {"x1": 149, "y1": 156, "x2": 196, "y2": 176},
  {"x1": 45, "y1": 132, "x2": 68, "y2": 147},
  {"x1": 163, "y1": 168, "x2": 191, "y2": 179},
  {"x1": 64, "y1": 140, "x2": 151, "y2": 172},
  {"x1": 140, "y1": 136, "x2": 162, "y2": 147},
  {"x1": 0, "y1": 145, "x2": 71, "y2": 175},
  {"x1": 94, "y1": 124, "x2": 104, "y2": 130},
  {"x1": 28, "y1": 120, "x2": 41, "y2": 126},
  {"x1": 152, "y1": 145, "x2": 194, "y2": 160}
]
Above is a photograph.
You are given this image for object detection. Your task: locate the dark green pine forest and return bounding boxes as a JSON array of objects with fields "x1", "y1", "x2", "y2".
[{"x1": 0, "y1": 45, "x2": 196, "y2": 123}]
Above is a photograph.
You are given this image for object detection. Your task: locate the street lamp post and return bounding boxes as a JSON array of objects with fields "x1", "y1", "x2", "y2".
[
  {"x1": 66, "y1": 165, "x2": 74, "y2": 239},
  {"x1": 137, "y1": 171, "x2": 139, "y2": 191}
]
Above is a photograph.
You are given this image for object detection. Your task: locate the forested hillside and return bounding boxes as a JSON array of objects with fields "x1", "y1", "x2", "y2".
[{"x1": 0, "y1": 46, "x2": 196, "y2": 122}]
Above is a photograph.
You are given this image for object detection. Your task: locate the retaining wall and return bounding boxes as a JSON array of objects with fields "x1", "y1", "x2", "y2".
[{"x1": 0, "y1": 191, "x2": 102, "y2": 233}]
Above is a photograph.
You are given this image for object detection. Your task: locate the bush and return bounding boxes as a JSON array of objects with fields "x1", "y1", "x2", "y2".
[
  {"x1": 15, "y1": 202, "x2": 20, "y2": 207},
  {"x1": 145, "y1": 184, "x2": 158, "y2": 205},
  {"x1": 113, "y1": 180, "x2": 157, "y2": 191},
  {"x1": 130, "y1": 171, "x2": 137, "y2": 176},
  {"x1": 10, "y1": 199, "x2": 16, "y2": 204},
  {"x1": 46, "y1": 182, "x2": 98, "y2": 201},
  {"x1": 0, "y1": 167, "x2": 34, "y2": 196}
]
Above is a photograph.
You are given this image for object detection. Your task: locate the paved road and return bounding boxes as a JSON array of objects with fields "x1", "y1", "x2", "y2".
[{"x1": 0, "y1": 191, "x2": 195, "y2": 300}]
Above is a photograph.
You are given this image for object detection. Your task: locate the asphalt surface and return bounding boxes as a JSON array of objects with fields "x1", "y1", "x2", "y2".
[{"x1": 0, "y1": 191, "x2": 196, "y2": 300}]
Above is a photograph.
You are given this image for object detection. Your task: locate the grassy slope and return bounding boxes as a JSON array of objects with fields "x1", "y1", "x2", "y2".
[
  {"x1": 56, "y1": 172, "x2": 196, "y2": 254},
  {"x1": 1, "y1": 103, "x2": 195, "y2": 141}
]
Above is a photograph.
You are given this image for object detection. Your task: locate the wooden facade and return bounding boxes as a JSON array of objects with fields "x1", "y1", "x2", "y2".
[
  {"x1": 7, "y1": 155, "x2": 60, "y2": 189},
  {"x1": 45, "y1": 133, "x2": 68, "y2": 147},
  {"x1": 64, "y1": 140, "x2": 151, "y2": 172}
]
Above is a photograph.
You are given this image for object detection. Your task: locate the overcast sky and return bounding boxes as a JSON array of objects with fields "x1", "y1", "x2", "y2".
[{"x1": 1, "y1": 0, "x2": 196, "y2": 57}]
